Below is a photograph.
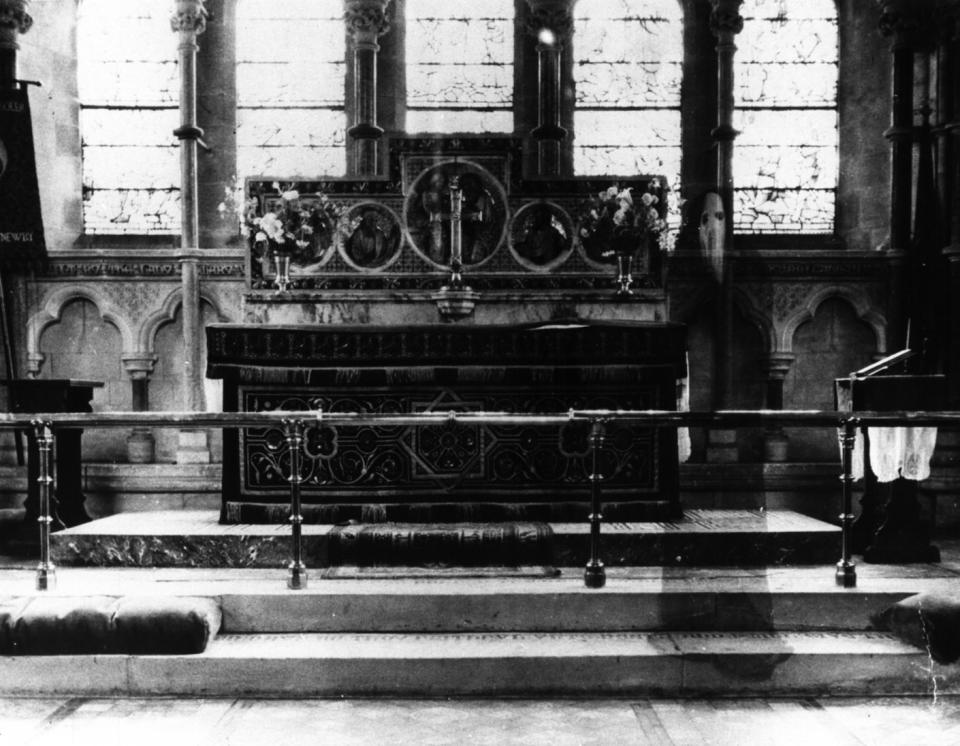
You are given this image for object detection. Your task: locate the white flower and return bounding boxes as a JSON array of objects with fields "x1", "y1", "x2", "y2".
[
  {"x1": 254, "y1": 230, "x2": 268, "y2": 243},
  {"x1": 259, "y1": 212, "x2": 285, "y2": 242},
  {"x1": 602, "y1": 186, "x2": 619, "y2": 201},
  {"x1": 616, "y1": 189, "x2": 633, "y2": 207},
  {"x1": 281, "y1": 189, "x2": 299, "y2": 202},
  {"x1": 612, "y1": 207, "x2": 627, "y2": 226},
  {"x1": 641, "y1": 192, "x2": 658, "y2": 207},
  {"x1": 271, "y1": 181, "x2": 281, "y2": 191},
  {"x1": 216, "y1": 201, "x2": 227, "y2": 214}
]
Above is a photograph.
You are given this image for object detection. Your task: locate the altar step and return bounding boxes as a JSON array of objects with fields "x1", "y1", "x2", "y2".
[
  {"x1": 0, "y1": 566, "x2": 958, "y2": 697},
  {"x1": 2, "y1": 630, "x2": 952, "y2": 698},
  {"x1": 49, "y1": 509, "x2": 840, "y2": 568}
]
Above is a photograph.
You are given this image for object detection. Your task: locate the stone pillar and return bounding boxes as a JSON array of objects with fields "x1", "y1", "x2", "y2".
[
  {"x1": 171, "y1": 0, "x2": 209, "y2": 463},
  {"x1": 345, "y1": 0, "x2": 391, "y2": 177},
  {"x1": 525, "y1": 0, "x2": 574, "y2": 177},
  {"x1": 121, "y1": 355, "x2": 158, "y2": 464},
  {"x1": 0, "y1": 0, "x2": 30, "y2": 88},
  {"x1": 705, "y1": 0, "x2": 742, "y2": 463},
  {"x1": 877, "y1": 0, "x2": 925, "y2": 352},
  {"x1": 763, "y1": 353, "x2": 795, "y2": 462}
]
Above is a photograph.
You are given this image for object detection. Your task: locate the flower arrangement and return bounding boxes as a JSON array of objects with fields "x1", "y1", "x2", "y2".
[
  {"x1": 219, "y1": 180, "x2": 344, "y2": 262},
  {"x1": 578, "y1": 179, "x2": 668, "y2": 262}
]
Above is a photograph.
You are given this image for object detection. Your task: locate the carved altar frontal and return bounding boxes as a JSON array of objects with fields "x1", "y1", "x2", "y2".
[
  {"x1": 243, "y1": 136, "x2": 666, "y2": 294},
  {"x1": 208, "y1": 322, "x2": 687, "y2": 523}
]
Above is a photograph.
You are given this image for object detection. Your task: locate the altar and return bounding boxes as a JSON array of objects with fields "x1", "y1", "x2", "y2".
[
  {"x1": 207, "y1": 321, "x2": 687, "y2": 524},
  {"x1": 216, "y1": 134, "x2": 685, "y2": 523}
]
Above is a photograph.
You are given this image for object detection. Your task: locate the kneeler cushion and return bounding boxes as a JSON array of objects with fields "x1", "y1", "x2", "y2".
[
  {"x1": 113, "y1": 596, "x2": 221, "y2": 654},
  {"x1": 871, "y1": 592, "x2": 960, "y2": 664},
  {"x1": 0, "y1": 596, "x2": 221, "y2": 655}
]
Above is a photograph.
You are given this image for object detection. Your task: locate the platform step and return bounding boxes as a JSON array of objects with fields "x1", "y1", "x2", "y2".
[
  {"x1": 50, "y1": 509, "x2": 840, "y2": 567},
  {"x1": 0, "y1": 630, "x2": 953, "y2": 697}
]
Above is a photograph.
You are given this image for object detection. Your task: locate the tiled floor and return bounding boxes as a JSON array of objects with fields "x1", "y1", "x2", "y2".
[{"x1": 2, "y1": 696, "x2": 960, "y2": 745}]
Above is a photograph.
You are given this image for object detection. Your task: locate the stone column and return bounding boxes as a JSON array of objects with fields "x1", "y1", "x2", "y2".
[
  {"x1": 0, "y1": 0, "x2": 30, "y2": 88},
  {"x1": 345, "y1": 0, "x2": 391, "y2": 177},
  {"x1": 525, "y1": 0, "x2": 574, "y2": 177},
  {"x1": 171, "y1": 0, "x2": 209, "y2": 463},
  {"x1": 763, "y1": 353, "x2": 794, "y2": 462},
  {"x1": 705, "y1": 0, "x2": 742, "y2": 463},
  {"x1": 877, "y1": 0, "x2": 925, "y2": 354},
  {"x1": 935, "y1": 3, "x2": 960, "y2": 403},
  {"x1": 122, "y1": 355, "x2": 158, "y2": 464}
]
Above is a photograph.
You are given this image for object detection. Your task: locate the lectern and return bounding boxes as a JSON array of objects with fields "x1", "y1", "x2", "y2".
[
  {"x1": 2, "y1": 379, "x2": 103, "y2": 529},
  {"x1": 835, "y1": 351, "x2": 944, "y2": 563}
]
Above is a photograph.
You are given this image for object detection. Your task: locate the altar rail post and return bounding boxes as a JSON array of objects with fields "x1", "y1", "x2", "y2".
[
  {"x1": 283, "y1": 417, "x2": 307, "y2": 590},
  {"x1": 584, "y1": 417, "x2": 607, "y2": 589},
  {"x1": 31, "y1": 419, "x2": 55, "y2": 591},
  {"x1": 836, "y1": 416, "x2": 859, "y2": 588}
]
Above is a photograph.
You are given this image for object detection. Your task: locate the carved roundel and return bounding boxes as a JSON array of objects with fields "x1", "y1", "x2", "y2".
[
  {"x1": 509, "y1": 201, "x2": 574, "y2": 272},
  {"x1": 403, "y1": 160, "x2": 508, "y2": 269},
  {"x1": 337, "y1": 201, "x2": 403, "y2": 272}
]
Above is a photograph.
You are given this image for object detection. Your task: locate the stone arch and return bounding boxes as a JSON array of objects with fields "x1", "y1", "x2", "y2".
[
  {"x1": 779, "y1": 285, "x2": 886, "y2": 356},
  {"x1": 732, "y1": 287, "x2": 775, "y2": 355},
  {"x1": 26, "y1": 285, "x2": 134, "y2": 375},
  {"x1": 138, "y1": 287, "x2": 229, "y2": 354}
]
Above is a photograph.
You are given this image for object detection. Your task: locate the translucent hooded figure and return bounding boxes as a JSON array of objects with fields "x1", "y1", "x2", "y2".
[{"x1": 699, "y1": 191, "x2": 725, "y2": 281}]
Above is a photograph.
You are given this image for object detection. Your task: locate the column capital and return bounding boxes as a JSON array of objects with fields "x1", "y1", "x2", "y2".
[
  {"x1": 875, "y1": 0, "x2": 957, "y2": 48},
  {"x1": 121, "y1": 354, "x2": 158, "y2": 380},
  {"x1": 709, "y1": 0, "x2": 744, "y2": 37},
  {"x1": 0, "y1": 0, "x2": 31, "y2": 35},
  {"x1": 345, "y1": 0, "x2": 392, "y2": 44},
  {"x1": 525, "y1": 0, "x2": 575, "y2": 40},
  {"x1": 170, "y1": 0, "x2": 207, "y2": 35},
  {"x1": 765, "y1": 353, "x2": 796, "y2": 379}
]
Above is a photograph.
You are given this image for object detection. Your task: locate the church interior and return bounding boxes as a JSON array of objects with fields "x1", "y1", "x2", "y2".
[{"x1": 0, "y1": 0, "x2": 960, "y2": 741}]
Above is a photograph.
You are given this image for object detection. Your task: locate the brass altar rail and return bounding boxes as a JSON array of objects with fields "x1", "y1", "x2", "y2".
[{"x1": 10, "y1": 408, "x2": 960, "y2": 592}]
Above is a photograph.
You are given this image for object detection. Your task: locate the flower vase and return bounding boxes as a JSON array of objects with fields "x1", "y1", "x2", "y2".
[
  {"x1": 272, "y1": 250, "x2": 292, "y2": 293},
  {"x1": 615, "y1": 249, "x2": 635, "y2": 296}
]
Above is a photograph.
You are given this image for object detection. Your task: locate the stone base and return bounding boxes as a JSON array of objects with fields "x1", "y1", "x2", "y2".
[{"x1": 49, "y1": 509, "x2": 840, "y2": 568}]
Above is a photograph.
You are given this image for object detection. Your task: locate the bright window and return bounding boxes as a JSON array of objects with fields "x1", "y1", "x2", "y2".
[
  {"x1": 405, "y1": 0, "x2": 514, "y2": 134},
  {"x1": 77, "y1": 0, "x2": 180, "y2": 234},
  {"x1": 236, "y1": 0, "x2": 347, "y2": 178},
  {"x1": 734, "y1": 0, "x2": 838, "y2": 233},
  {"x1": 573, "y1": 0, "x2": 683, "y2": 187}
]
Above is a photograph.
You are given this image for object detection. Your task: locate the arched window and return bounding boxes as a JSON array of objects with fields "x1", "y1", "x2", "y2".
[
  {"x1": 734, "y1": 0, "x2": 838, "y2": 233},
  {"x1": 405, "y1": 0, "x2": 514, "y2": 134},
  {"x1": 236, "y1": 0, "x2": 346, "y2": 177},
  {"x1": 573, "y1": 0, "x2": 683, "y2": 186},
  {"x1": 77, "y1": 0, "x2": 179, "y2": 234}
]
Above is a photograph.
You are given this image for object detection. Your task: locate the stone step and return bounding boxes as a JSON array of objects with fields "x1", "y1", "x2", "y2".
[
  {"x1": 50, "y1": 509, "x2": 840, "y2": 567},
  {"x1": 0, "y1": 565, "x2": 951, "y2": 634},
  {"x1": 0, "y1": 630, "x2": 952, "y2": 697}
]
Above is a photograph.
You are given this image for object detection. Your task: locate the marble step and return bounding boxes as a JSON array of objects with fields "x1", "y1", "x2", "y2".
[
  {"x1": 50, "y1": 509, "x2": 840, "y2": 567},
  {"x1": 0, "y1": 630, "x2": 953, "y2": 697}
]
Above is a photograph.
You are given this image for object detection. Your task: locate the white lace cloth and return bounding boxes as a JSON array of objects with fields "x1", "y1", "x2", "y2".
[
  {"x1": 849, "y1": 426, "x2": 938, "y2": 482},
  {"x1": 676, "y1": 363, "x2": 691, "y2": 464}
]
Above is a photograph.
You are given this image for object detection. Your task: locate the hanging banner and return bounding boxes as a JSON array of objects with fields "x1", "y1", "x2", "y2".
[{"x1": 0, "y1": 85, "x2": 46, "y2": 267}]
